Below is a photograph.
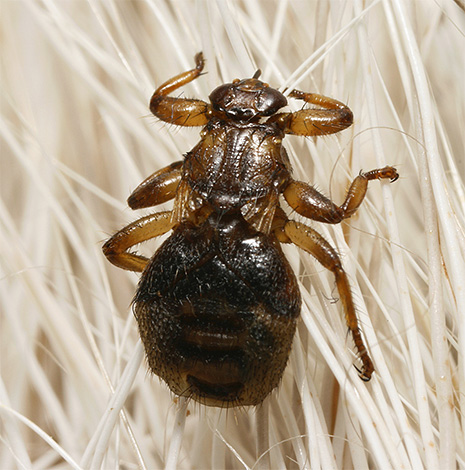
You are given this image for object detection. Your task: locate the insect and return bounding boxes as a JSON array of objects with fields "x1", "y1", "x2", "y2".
[{"x1": 103, "y1": 53, "x2": 398, "y2": 407}]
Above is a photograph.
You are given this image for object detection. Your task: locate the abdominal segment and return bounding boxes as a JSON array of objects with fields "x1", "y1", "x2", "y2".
[{"x1": 133, "y1": 214, "x2": 301, "y2": 407}]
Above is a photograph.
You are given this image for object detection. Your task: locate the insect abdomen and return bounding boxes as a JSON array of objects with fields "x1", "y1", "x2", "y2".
[{"x1": 133, "y1": 213, "x2": 301, "y2": 407}]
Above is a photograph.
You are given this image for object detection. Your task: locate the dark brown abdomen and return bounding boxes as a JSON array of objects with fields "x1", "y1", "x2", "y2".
[{"x1": 133, "y1": 213, "x2": 301, "y2": 407}]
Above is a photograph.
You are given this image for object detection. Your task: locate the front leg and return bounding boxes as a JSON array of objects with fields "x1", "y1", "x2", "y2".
[
  {"x1": 103, "y1": 212, "x2": 174, "y2": 272},
  {"x1": 267, "y1": 91, "x2": 353, "y2": 136},
  {"x1": 150, "y1": 52, "x2": 211, "y2": 127},
  {"x1": 284, "y1": 219, "x2": 374, "y2": 381},
  {"x1": 284, "y1": 167, "x2": 399, "y2": 223}
]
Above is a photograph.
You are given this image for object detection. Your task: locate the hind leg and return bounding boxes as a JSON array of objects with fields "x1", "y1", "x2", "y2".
[
  {"x1": 273, "y1": 214, "x2": 374, "y2": 380},
  {"x1": 103, "y1": 212, "x2": 174, "y2": 272}
]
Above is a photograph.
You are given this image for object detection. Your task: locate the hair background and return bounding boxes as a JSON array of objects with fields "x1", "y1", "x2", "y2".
[{"x1": 1, "y1": 1, "x2": 464, "y2": 469}]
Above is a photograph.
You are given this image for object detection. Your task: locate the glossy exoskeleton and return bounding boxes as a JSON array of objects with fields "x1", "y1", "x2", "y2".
[{"x1": 103, "y1": 53, "x2": 398, "y2": 407}]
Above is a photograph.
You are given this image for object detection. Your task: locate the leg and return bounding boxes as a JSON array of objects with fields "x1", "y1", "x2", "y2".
[
  {"x1": 103, "y1": 211, "x2": 174, "y2": 272},
  {"x1": 150, "y1": 52, "x2": 211, "y2": 127},
  {"x1": 128, "y1": 161, "x2": 182, "y2": 209},
  {"x1": 284, "y1": 219, "x2": 374, "y2": 381},
  {"x1": 267, "y1": 91, "x2": 353, "y2": 136},
  {"x1": 284, "y1": 167, "x2": 399, "y2": 223}
]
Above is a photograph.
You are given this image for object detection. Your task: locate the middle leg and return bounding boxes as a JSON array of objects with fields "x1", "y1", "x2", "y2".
[
  {"x1": 283, "y1": 218, "x2": 374, "y2": 381},
  {"x1": 283, "y1": 166, "x2": 399, "y2": 223},
  {"x1": 127, "y1": 161, "x2": 183, "y2": 209}
]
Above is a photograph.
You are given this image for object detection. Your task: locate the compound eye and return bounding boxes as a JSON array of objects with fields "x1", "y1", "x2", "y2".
[
  {"x1": 257, "y1": 89, "x2": 287, "y2": 115},
  {"x1": 209, "y1": 84, "x2": 232, "y2": 108}
]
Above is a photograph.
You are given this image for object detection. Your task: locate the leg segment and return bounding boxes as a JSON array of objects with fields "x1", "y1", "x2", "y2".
[
  {"x1": 150, "y1": 52, "x2": 211, "y2": 127},
  {"x1": 128, "y1": 161, "x2": 182, "y2": 209},
  {"x1": 284, "y1": 166, "x2": 399, "y2": 223},
  {"x1": 103, "y1": 211, "x2": 174, "y2": 272},
  {"x1": 284, "y1": 219, "x2": 374, "y2": 380},
  {"x1": 267, "y1": 91, "x2": 353, "y2": 136}
]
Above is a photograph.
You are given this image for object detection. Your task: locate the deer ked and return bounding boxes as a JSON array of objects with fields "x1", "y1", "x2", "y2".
[{"x1": 103, "y1": 53, "x2": 398, "y2": 407}]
